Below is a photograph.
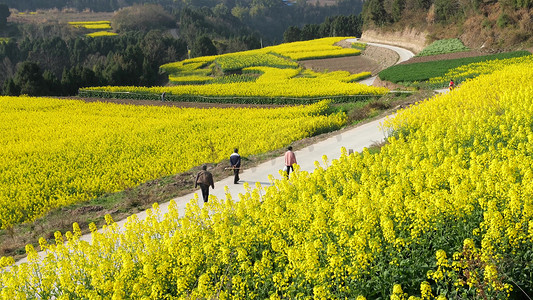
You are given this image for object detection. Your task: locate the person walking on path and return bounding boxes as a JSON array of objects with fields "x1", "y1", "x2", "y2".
[
  {"x1": 195, "y1": 165, "x2": 214, "y2": 203},
  {"x1": 284, "y1": 146, "x2": 297, "y2": 178},
  {"x1": 449, "y1": 79, "x2": 455, "y2": 91},
  {"x1": 230, "y1": 148, "x2": 241, "y2": 184}
]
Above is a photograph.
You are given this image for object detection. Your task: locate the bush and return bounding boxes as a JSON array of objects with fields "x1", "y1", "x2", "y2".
[{"x1": 112, "y1": 4, "x2": 175, "y2": 32}]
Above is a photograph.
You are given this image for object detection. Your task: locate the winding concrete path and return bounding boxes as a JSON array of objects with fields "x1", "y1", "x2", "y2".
[
  {"x1": 14, "y1": 41, "x2": 415, "y2": 266},
  {"x1": 346, "y1": 38, "x2": 415, "y2": 86}
]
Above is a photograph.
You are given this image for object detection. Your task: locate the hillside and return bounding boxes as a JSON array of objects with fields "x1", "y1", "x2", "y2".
[{"x1": 361, "y1": 0, "x2": 532, "y2": 52}]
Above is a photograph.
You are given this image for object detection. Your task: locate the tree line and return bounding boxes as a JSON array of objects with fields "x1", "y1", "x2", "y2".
[
  {"x1": 0, "y1": 31, "x2": 187, "y2": 96},
  {"x1": 283, "y1": 14, "x2": 362, "y2": 43},
  {"x1": 0, "y1": 1, "x2": 369, "y2": 96},
  {"x1": 361, "y1": 0, "x2": 532, "y2": 26},
  {"x1": 3, "y1": 0, "x2": 365, "y2": 42}
]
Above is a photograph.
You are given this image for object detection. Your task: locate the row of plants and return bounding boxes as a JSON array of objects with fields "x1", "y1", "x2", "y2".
[
  {"x1": 214, "y1": 53, "x2": 299, "y2": 72},
  {"x1": 0, "y1": 98, "x2": 346, "y2": 229},
  {"x1": 68, "y1": 20, "x2": 117, "y2": 37},
  {"x1": 68, "y1": 21, "x2": 112, "y2": 30},
  {"x1": 2, "y1": 58, "x2": 532, "y2": 299},
  {"x1": 378, "y1": 50, "x2": 530, "y2": 86},
  {"x1": 416, "y1": 38, "x2": 469, "y2": 57},
  {"x1": 82, "y1": 65, "x2": 387, "y2": 103}
]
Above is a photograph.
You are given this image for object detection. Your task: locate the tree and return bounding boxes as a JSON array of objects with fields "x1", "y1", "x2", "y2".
[
  {"x1": 112, "y1": 4, "x2": 176, "y2": 33},
  {"x1": 13, "y1": 61, "x2": 48, "y2": 96},
  {"x1": 434, "y1": 0, "x2": 459, "y2": 22},
  {"x1": 283, "y1": 26, "x2": 301, "y2": 42},
  {"x1": 364, "y1": 0, "x2": 390, "y2": 26},
  {"x1": 391, "y1": 0, "x2": 405, "y2": 22},
  {"x1": 2, "y1": 77, "x2": 19, "y2": 95},
  {"x1": 191, "y1": 35, "x2": 217, "y2": 57},
  {"x1": 301, "y1": 24, "x2": 320, "y2": 41},
  {"x1": 0, "y1": 3, "x2": 9, "y2": 28}
]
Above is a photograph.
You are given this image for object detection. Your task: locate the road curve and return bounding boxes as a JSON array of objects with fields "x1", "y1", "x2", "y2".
[{"x1": 13, "y1": 42, "x2": 415, "y2": 266}]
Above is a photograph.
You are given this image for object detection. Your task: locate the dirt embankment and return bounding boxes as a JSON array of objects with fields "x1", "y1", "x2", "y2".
[
  {"x1": 361, "y1": 28, "x2": 428, "y2": 54},
  {"x1": 299, "y1": 43, "x2": 398, "y2": 76}
]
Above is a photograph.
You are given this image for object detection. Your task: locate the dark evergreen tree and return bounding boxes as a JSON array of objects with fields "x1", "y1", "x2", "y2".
[
  {"x1": 283, "y1": 26, "x2": 302, "y2": 43},
  {"x1": 364, "y1": 0, "x2": 390, "y2": 26},
  {"x1": 0, "y1": 3, "x2": 9, "y2": 28},
  {"x1": 300, "y1": 24, "x2": 320, "y2": 41},
  {"x1": 13, "y1": 61, "x2": 48, "y2": 96},
  {"x1": 2, "y1": 77, "x2": 19, "y2": 96},
  {"x1": 191, "y1": 35, "x2": 217, "y2": 57}
]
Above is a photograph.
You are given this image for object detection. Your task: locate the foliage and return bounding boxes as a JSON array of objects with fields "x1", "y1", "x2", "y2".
[
  {"x1": 416, "y1": 38, "x2": 469, "y2": 57},
  {"x1": 4, "y1": 0, "x2": 366, "y2": 42},
  {"x1": 351, "y1": 42, "x2": 367, "y2": 50},
  {"x1": 0, "y1": 98, "x2": 345, "y2": 229},
  {"x1": 283, "y1": 14, "x2": 363, "y2": 43},
  {"x1": 0, "y1": 3, "x2": 9, "y2": 28},
  {"x1": 378, "y1": 50, "x2": 530, "y2": 84},
  {"x1": 111, "y1": 4, "x2": 175, "y2": 33},
  {"x1": 0, "y1": 31, "x2": 187, "y2": 96},
  {"x1": 2, "y1": 60, "x2": 533, "y2": 299},
  {"x1": 191, "y1": 35, "x2": 218, "y2": 58}
]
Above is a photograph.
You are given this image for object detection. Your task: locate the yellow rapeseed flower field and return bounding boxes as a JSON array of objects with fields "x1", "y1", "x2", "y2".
[
  {"x1": 84, "y1": 37, "x2": 381, "y2": 102},
  {"x1": 0, "y1": 98, "x2": 345, "y2": 229},
  {"x1": 1, "y1": 55, "x2": 532, "y2": 299}
]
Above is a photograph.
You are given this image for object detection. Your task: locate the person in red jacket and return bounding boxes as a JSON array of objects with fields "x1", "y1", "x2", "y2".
[
  {"x1": 284, "y1": 146, "x2": 297, "y2": 178},
  {"x1": 449, "y1": 79, "x2": 455, "y2": 91}
]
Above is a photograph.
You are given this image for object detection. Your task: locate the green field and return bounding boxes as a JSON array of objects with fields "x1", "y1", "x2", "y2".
[
  {"x1": 378, "y1": 50, "x2": 530, "y2": 84},
  {"x1": 416, "y1": 38, "x2": 469, "y2": 57}
]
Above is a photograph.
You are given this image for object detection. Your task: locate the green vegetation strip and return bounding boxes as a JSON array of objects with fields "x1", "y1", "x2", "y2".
[
  {"x1": 379, "y1": 51, "x2": 530, "y2": 83},
  {"x1": 78, "y1": 90, "x2": 380, "y2": 104},
  {"x1": 416, "y1": 38, "x2": 469, "y2": 57}
]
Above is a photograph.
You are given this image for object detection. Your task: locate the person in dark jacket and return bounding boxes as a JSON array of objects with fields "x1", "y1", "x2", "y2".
[
  {"x1": 229, "y1": 148, "x2": 241, "y2": 184},
  {"x1": 195, "y1": 165, "x2": 214, "y2": 203}
]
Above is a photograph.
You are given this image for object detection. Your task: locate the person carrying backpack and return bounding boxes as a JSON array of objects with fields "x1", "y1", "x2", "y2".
[{"x1": 195, "y1": 165, "x2": 214, "y2": 203}]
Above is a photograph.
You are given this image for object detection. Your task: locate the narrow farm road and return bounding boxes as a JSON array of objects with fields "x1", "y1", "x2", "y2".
[
  {"x1": 15, "y1": 41, "x2": 415, "y2": 266},
  {"x1": 346, "y1": 38, "x2": 415, "y2": 85}
]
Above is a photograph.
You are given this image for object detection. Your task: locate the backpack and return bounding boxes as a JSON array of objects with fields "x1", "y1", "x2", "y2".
[{"x1": 197, "y1": 171, "x2": 208, "y2": 184}]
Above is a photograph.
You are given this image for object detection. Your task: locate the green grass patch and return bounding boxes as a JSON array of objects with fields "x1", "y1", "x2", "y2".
[
  {"x1": 379, "y1": 51, "x2": 530, "y2": 84},
  {"x1": 351, "y1": 42, "x2": 367, "y2": 50},
  {"x1": 416, "y1": 38, "x2": 469, "y2": 57}
]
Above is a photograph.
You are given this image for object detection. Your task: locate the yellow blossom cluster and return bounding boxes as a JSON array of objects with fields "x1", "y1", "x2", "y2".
[
  {"x1": 0, "y1": 98, "x2": 345, "y2": 229},
  {"x1": 261, "y1": 37, "x2": 360, "y2": 60},
  {"x1": 2, "y1": 58, "x2": 532, "y2": 299},
  {"x1": 86, "y1": 31, "x2": 118, "y2": 37},
  {"x1": 68, "y1": 21, "x2": 112, "y2": 29}
]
